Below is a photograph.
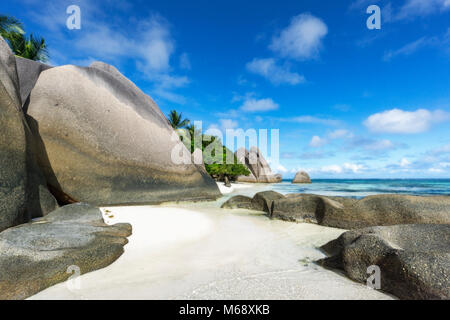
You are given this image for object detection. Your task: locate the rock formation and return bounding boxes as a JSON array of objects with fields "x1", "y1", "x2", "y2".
[
  {"x1": 221, "y1": 191, "x2": 285, "y2": 215},
  {"x1": 0, "y1": 36, "x2": 58, "y2": 232},
  {"x1": 26, "y1": 61, "x2": 220, "y2": 205},
  {"x1": 225, "y1": 193, "x2": 450, "y2": 228},
  {"x1": 0, "y1": 203, "x2": 131, "y2": 300},
  {"x1": 235, "y1": 147, "x2": 282, "y2": 183},
  {"x1": 292, "y1": 170, "x2": 311, "y2": 184},
  {"x1": 317, "y1": 224, "x2": 450, "y2": 300}
]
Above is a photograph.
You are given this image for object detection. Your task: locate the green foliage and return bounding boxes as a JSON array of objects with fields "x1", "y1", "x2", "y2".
[
  {"x1": 167, "y1": 110, "x2": 190, "y2": 129},
  {"x1": 0, "y1": 15, "x2": 49, "y2": 62},
  {"x1": 204, "y1": 146, "x2": 250, "y2": 181}
]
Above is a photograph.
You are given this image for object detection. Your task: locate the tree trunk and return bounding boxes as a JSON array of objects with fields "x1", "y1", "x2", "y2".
[{"x1": 224, "y1": 175, "x2": 231, "y2": 187}]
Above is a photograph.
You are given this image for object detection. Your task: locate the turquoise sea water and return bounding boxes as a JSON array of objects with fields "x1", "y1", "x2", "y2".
[{"x1": 270, "y1": 179, "x2": 450, "y2": 198}]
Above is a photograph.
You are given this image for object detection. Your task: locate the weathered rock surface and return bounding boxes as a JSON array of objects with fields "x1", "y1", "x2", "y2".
[
  {"x1": 0, "y1": 203, "x2": 132, "y2": 300},
  {"x1": 251, "y1": 191, "x2": 285, "y2": 214},
  {"x1": 0, "y1": 37, "x2": 57, "y2": 232},
  {"x1": 292, "y1": 171, "x2": 311, "y2": 184},
  {"x1": 235, "y1": 147, "x2": 282, "y2": 183},
  {"x1": 15, "y1": 56, "x2": 52, "y2": 109},
  {"x1": 26, "y1": 61, "x2": 220, "y2": 205},
  {"x1": 221, "y1": 195, "x2": 254, "y2": 210},
  {"x1": 221, "y1": 191, "x2": 285, "y2": 214},
  {"x1": 271, "y1": 194, "x2": 450, "y2": 229},
  {"x1": 317, "y1": 224, "x2": 450, "y2": 300}
]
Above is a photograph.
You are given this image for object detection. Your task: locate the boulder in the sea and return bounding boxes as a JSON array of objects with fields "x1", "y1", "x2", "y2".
[
  {"x1": 235, "y1": 147, "x2": 282, "y2": 183},
  {"x1": 26, "y1": 61, "x2": 220, "y2": 205},
  {"x1": 292, "y1": 171, "x2": 311, "y2": 184},
  {"x1": 221, "y1": 195, "x2": 254, "y2": 210},
  {"x1": 0, "y1": 37, "x2": 58, "y2": 232},
  {"x1": 317, "y1": 224, "x2": 450, "y2": 300},
  {"x1": 0, "y1": 203, "x2": 132, "y2": 300}
]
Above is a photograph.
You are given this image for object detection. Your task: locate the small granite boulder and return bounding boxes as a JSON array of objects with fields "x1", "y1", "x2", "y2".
[
  {"x1": 317, "y1": 224, "x2": 450, "y2": 300},
  {"x1": 235, "y1": 147, "x2": 282, "y2": 183},
  {"x1": 221, "y1": 195, "x2": 254, "y2": 210},
  {"x1": 251, "y1": 191, "x2": 285, "y2": 214},
  {"x1": 0, "y1": 203, "x2": 132, "y2": 300},
  {"x1": 292, "y1": 171, "x2": 311, "y2": 184}
]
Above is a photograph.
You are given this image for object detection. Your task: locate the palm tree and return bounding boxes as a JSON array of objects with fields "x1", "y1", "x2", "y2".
[
  {"x1": 0, "y1": 15, "x2": 24, "y2": 36},
  {"x1": 167, "y1": 110, "x2": 190, "y2": 129},
  {"x1": 3, "y1": 32, "x2": 49, "y2": 62},
  {"x1": 0, "y1": 15, "x2": 49, "y2": 62}
]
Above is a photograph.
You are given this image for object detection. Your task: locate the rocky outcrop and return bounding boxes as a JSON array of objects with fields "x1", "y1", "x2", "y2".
[
  {"x1": 270, "y1": 194, "x2": 450, "y2": 229},
  {"x1": 26, "y1": 61, "x2": 220, "y2": 205},
  {"x1": 251, "y1": 191, "x2": 285, "y2": 214},
  {"x1": 0, "y1": 36, "x2": 58, "y2": 232},
  {"x1": 221, "y1": 191, "x2": 285, "y2": 214},
  {"x1": 0, "y1": 203, "x2": 132, "y2": 300},
  {"x1": 317, "y1": 224, "x2": 450, "y2": 300},
  {"x1": 15, "y1": 56, "x2": 52, "y2": 109},
  {"x1": 235, "y1": 147, "x2": 282, "y2": 183},
  {"x1": 221, "y1": 195, "x2": 254, "y2": 210},
  {"x1": 292, "y1": 171, "x2": 311, "y2": 184}
]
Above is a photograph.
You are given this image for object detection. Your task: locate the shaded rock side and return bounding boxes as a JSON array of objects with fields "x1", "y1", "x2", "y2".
[
  {"x1": 317, "y1": 224, "x2": 450, "y2": 300},
  {"x1": 292, "y1": 171, "x2": 311, "y2": 184},
  {"x1": 15, "y1": 56, "x2": 52, "y2": 109},
  {"x1": 0, "y1": 37, "x2": 57, "y2": 232},
  {"x1": 26, "y1": 62, "x2": 220, "y2": 205},
  {"x1": 271, "y1": 194, "x2": 450, "y2": 229},
  {"x1": 0, "y1": 203, "x2": 132, "y2": 300}
]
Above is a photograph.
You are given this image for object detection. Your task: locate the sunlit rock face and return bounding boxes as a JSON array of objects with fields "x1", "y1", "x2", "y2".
[{"x1": 26, "y1": 61, "x2": 220, "y2": 205}]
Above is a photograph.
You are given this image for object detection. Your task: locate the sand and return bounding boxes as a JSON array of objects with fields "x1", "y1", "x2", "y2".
[{"x1": 29, "y1": 191, "x2": 394, "y2": 299}]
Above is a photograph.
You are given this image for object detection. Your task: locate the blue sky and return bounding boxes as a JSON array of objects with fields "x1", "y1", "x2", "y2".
[{"x1": 5, "y1": 0, "x2": 450, "y2": 178}]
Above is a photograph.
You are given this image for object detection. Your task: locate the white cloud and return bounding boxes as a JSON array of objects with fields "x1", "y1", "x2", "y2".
[
  {"x1": 397, "y1": 0, "x2": 450, "y2": 20},
  {"x1": 383, "y1": 37, "x2": 432, "y2": 61},
  {"x1": 274, "y1": 164, "x2": 288, "y2": 174},
  {"x1": 320, "y1": 165, "x2": 343, "y2": 174},
  {"x1": 246, "y1": 58, "x2": 305, "y2": 85},
  {"x1": 240, "y1": 98, "x2": 279, "y2": 112},
  {"x1": 269, "y1": 13, "x2": 328, "y2": 60},
  {"x1": 291, "y1": 116, "x2": 341, "y2": 126},
  {"x1": 343, "y1": 163, "x2": 366, "y2": 173},
  {"x1": 219, "y1": 119, "x2": 239, "y2": 130},
  {"x1": 309, "y1": 136, "x2": 327, "y2": 148},
  {"x1": 328, "y1": 129, "x2": 353, "y2": 139},
  {"x1": 400, "y1": 158, "x2": 411, "y2": 167},
  {"x1": 364, "y1": 108, "x2": 450, "y2": 134}
]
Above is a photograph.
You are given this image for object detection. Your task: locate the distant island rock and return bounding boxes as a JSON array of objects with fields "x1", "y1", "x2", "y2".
[
  {"x1": 234, "y1": 147, "x2": 282, "y2": 183},
  {"x1": 292, "y1": 170, "x2": 311, "y2": 184}
]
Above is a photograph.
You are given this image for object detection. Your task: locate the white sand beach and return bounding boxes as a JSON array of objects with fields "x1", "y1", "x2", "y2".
[{"x1": 29, "y1": 184, "x2": 393, "y2": 300}]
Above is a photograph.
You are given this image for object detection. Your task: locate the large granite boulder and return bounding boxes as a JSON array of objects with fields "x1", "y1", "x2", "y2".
[
  {"x1": 26, "y1": 62, "x2": 220, "y2": 205},
  {"x1": 235, "y1": 147, "x2": 282, "y2": 183},
  {"x1": 0, "y1": 37, "x2": 57, "y2": 232},
  {"x1": 15, "y1": 56, "x2": 52, "y2": 109},
  {"x1": 270, "y1": 194, "x2": 450, "y2": 229},
  {"x1": 0, "y1": 203, "x2": 132, "y2": 300},
  {"x1": 317, "y1": 224, "x2": 450, "y2": 300},
  {"x1": 292, "y1": 171, "x2": 311, "y2": 184}
]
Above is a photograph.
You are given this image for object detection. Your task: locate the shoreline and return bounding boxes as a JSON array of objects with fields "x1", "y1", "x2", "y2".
[{"x1": 29, "y1": 191, "x2": 394, "y2": 300}]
